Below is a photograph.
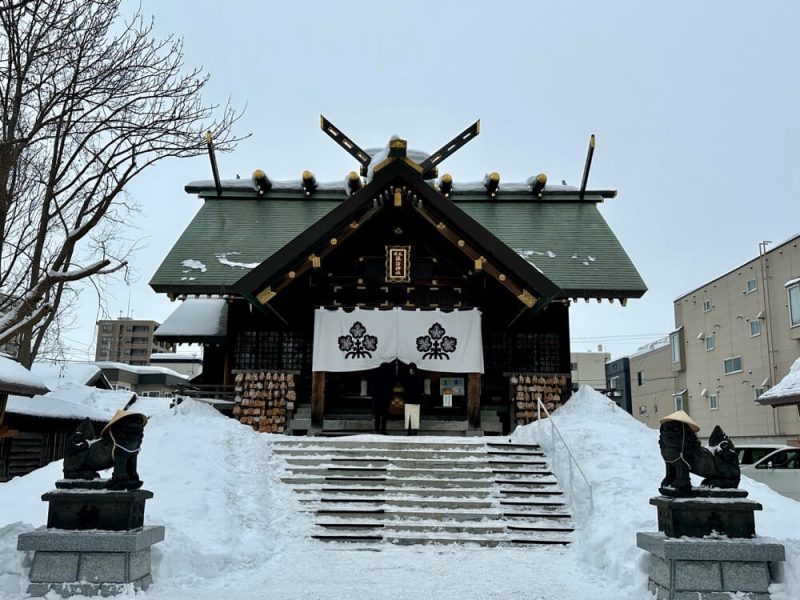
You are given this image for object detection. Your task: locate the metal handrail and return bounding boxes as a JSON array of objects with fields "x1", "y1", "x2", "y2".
[{"x1": 537, "y1": 398, "x2": 594, "y2": 513}]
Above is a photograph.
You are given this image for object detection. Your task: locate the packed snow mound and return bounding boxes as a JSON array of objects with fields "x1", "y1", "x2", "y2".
[{"x1": 513, "y1": 385, "x2": 800, "y2": 600}]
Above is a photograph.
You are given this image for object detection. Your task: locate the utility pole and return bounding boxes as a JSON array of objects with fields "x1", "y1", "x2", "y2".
[{"x1": 758, "y1": 240, "x2": 780, "y2": 434}]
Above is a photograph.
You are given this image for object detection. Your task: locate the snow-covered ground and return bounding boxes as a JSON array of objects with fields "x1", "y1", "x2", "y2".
[{"x1": 0, "y1": 387, "x2": 798, "y2": 599}]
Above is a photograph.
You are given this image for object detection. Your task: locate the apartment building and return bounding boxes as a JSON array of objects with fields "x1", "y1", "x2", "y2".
[
  {"x1": 571, "y1": 350, "x2": 611, "y2": 391},
  {"x1": 94, "y1": 318, "x2": 175, "y2": 366},
  {"x1": 629, "y1": 236, "x2": 800, "y2": 440}
]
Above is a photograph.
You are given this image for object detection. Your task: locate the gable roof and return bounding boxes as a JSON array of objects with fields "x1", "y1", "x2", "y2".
[
  {"x1": 150, "y1": 170, "x2": 646, "y2": 301},
  {"x1": 235, "y1": 159, "x2": 562, "y2": 310}
]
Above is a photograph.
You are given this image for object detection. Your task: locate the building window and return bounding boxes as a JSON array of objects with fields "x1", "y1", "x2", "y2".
[
  {"x1": 672, "y1": 391, "x2": 686, "y2": 412},
  {"x1": 703, "y1": 299, "x2": 712, "y2": 312},
  {"x1": 705, "y1": 335, "x2": 714, "y2": 351},
  {"x1": 709, "y1": 394, "x2": 718, "y2": 410},
  {"x1": 745, "y1": 279, "x2": 758, "y2": 293},
  {"x1": 637, "y1": 371, "x2": 643, "y2": 386},
  {"x1": 609, "y1": 375, "x2": 620, "y2": 391},
  {"x1": 749, "y1": 320, "x2": 761, "y2": 337},
  {"x1": 723, "y1": 356, "x2": 743, "y2": 375},
  {"x1": 570, "y1": 362, "x2": 578, "y2": 371},
  {"x1": 670, "y1": 330, "x2": 682, "y2": 364},
  {"x1": 788, "y1": 283, "x2": 800, "y2": 328},
  {"x1": 755, "y1": 387, "x2": 767, "y2": 399}
]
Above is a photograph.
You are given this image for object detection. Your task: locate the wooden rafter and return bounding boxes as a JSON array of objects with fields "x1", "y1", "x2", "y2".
[
  {"x1": 409, "y1": 190, "x2": 538, "y2": 308},
  {"x1": 255, "y1": 207, "x2": 378, "y2": 304}
]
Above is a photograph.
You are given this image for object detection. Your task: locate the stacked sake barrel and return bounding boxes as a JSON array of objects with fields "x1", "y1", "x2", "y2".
[{"x1": 232, "y1": 371, "x2": 297, "y2": 433}]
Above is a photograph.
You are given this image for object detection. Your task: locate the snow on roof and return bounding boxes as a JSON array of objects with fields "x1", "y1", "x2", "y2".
[
  {"x1": 150, "y1": 352, "x2": 202, "y2": 362},
  {"x1": 6, "y1": 383, "x2": 175, "y2": 421},
  {"x1": 6, "y1": 384, "x2": 132, "y2": 421},
  {"x1": 154, "y1": 298, "x2": 228, "y2": 340},
  {"x1": 626, "y1": 337, "x2": 670, "y2": 360},
  {"x1": 758, "y1": 356, "x2": 800, "y2": 406},
  {"x1": 94, "y1": 361, "x2": 189, "y2": 379},
  {"x1": 0, "y1": 355, "x2": 49, "y2": 396},
  {"x1": 30, "y1": 361, "x2": 103, "y2": 390},
  {"x1": 785, "y1": 277, "x2": 800, "y2": 288}
]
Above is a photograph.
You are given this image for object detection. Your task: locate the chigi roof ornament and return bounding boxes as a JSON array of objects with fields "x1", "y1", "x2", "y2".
[{"x1": 320, "y1": 115, "x2": 480, "y2": 185}]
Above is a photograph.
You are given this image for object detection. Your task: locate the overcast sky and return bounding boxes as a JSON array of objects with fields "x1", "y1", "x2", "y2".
[{"x1": 63, "y1": 0, "x2": 800, "y2": 362}]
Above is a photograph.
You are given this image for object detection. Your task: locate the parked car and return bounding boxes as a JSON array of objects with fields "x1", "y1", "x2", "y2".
[
  {"x1": 736, "y1": 444, "x2": 784, "y2": 466},
  {"x1": 740, "y1": 446, "x2": 800, "y2": 501}
]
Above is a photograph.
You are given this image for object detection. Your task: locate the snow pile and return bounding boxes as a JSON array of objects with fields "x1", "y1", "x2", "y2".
[
  {"x1": 513, "y1": 385, "x2": 800, "y2": 599},
  {"x1": 0, "y1": 399, "x2": 309, "y2": 597}
]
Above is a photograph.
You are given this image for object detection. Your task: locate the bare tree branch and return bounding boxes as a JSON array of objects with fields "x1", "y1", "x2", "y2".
[{"x1": 0, "y1": 0, "x2": 245, "y2": 365}]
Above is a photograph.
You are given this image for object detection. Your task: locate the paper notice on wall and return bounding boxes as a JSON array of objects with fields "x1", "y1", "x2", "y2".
[{"x1": 443, "y1": 393, "x2": 453, "y2": 408}]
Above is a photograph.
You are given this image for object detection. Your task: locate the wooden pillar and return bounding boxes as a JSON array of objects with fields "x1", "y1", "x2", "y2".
[
  {"x1": 311, "y1": 371, "x2": 326, "y2": 426},
  {"x1": 0, "y1": 392, "x2": 9, "y2": 437},
  {"x1": 467, "y1": 373, "x2": 481, "y2": 429}
]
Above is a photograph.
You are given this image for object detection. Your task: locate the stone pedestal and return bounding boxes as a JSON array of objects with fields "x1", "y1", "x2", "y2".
[
  {"x1": 651, "y1": 491, "x2": 760, "y2": 538},
  {"x1": 637, "y1": 532, "x2": 784, "y2": 600},
  {"x1": 45, "y1": 482, "x2": 152, "y2": 531},
  {"x1": 18, "y1": 526, "x2": 164, "y2": 597},
  {"x1": 17, "y1": 481, "x2": 164, "y2": 597}
]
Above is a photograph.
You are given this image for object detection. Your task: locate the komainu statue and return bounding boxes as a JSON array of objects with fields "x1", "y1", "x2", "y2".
[
  {"x1": 63, "y1": 410, "x2": 148, "y2": 490},
  {"x1": 658, "y1": 410, "x2": 740, "y2": 496}
]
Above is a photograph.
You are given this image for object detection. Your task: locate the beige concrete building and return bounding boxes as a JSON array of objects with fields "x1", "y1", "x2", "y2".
[
  {"x1": 95, "y1": 318, "x2": 174, "y2": 366},
  {"x1": 570, "y1": 350, "x2": 611, "y2": 391},
  {"x1": 629, "y1": 236, "x2": 800, "y2": 440},
  {"x1": 628, "y1": 338, "x2": 673, "y2": 429}
]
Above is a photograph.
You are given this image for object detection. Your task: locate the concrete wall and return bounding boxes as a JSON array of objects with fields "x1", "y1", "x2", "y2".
[
  {"x1": 629, "y1": 344, "x2": 674, "y2": 430},
  {"x1": 570, "y1": 351, "x2": 610, "y2": 390},
  {"x1": 673, "y1": 237, "x2": 800, "y2": 437}
]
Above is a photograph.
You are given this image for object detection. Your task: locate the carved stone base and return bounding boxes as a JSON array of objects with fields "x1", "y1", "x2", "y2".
[
  {"x1": 18, "y1": 526, "x2": 164, "y2": 598},
  {"x1": 651, "y1": 494, "x2": 761, "y2": 538},
  {"x1": 637, "y1": 532, "x2": 784, "y2": 600},
  {"x1": 43, "y1": 485, "x2": 153, "y2": 531}
]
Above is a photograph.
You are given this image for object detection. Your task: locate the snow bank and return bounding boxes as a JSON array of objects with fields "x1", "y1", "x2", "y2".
[
  {"x1": 513, "y1": 385, "x2": 800, "y2": 599},
  {"x1": 0, "y1": 399, "x2": 309, "y2": 598}
]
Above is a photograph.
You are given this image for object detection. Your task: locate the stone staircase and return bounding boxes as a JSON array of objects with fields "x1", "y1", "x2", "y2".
[{"x1": 274, "y1": 438, "x2": 575, "y2": 546}]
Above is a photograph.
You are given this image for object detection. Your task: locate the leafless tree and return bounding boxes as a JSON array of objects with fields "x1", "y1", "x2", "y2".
[{"x1": 0, "y1": 0, "x2": 242, "y2": 366}]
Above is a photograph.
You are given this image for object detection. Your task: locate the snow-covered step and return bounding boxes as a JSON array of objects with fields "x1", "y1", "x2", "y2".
[
  {"x1": 274, "y1": 440, "x2": 485, "y2": 451},
  {"x1": 275, "y1": 437, "x2": 575, "y2": 547},
  {"x1": 275, "y1": 448, "x2": 490, "y2": 460},
  {"x1": 292, "y1": 487, "x2": 494, "y2": 499},
  {"x1": 281, "y1": 476, "x2": 496, "y2": 488}
]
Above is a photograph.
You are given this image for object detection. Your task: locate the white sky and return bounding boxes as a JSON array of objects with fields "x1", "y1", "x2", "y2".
[{"x1": 63, "y1": 0, "x2": 800, "y2": 361}]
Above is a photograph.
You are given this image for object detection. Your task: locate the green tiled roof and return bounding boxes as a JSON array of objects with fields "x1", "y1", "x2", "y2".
[
  {"x1": 150, "y1": 187, "x2": 646, "y2": 298},
  {"x1": 457, "y1": 200, "x2": 646, "y2": 296}
]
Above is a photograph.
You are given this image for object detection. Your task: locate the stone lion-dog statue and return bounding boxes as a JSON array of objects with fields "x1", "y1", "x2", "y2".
[
  {"x1": 658, "y1": 410, "x2": 740, "y2": 496},
  {"x1": 63, "y1": 410, "x2": 148, "y2": 490}
]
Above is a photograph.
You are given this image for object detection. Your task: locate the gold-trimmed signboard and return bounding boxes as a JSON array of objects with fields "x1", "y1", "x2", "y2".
[{"x1": 386, "y1": 245, "x2": 411, "y2": 283}]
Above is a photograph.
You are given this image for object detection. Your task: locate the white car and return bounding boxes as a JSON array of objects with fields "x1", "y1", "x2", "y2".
[
  {"x1": 740, "y1": 446, "x2": 800, "y2": 501},
  {"x1": 736, "y1": 444, "x2": 784, "y2": 465}
]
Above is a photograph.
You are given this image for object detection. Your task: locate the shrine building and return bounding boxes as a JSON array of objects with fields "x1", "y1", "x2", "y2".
[{"x1": 149, "y1": 120, "x2": 646, "y2": 435}]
